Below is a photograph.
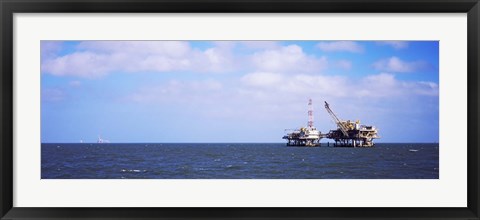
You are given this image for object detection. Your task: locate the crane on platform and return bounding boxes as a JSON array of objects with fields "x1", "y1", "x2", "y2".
[
  {"x1": 323, "y1": 101, "x2": 379, "y2": 147},
  {"x1": 324, "y1": 101, "x2": 349, "y2": 137}
]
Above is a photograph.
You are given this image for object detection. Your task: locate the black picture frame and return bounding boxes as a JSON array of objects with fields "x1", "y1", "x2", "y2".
[{"x1": 1, "y1": 0, "x2": 479, "y2": 219}]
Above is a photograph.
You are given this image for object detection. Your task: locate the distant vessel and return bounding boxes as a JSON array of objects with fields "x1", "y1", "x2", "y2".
[{"x1": 97, "y1": 135, "x2": 110, "y2": 143}]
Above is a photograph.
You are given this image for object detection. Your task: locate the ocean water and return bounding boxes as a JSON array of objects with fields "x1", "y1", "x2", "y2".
[{"x1": 41, "y1": 143, "x2": 438, "y2": 179}]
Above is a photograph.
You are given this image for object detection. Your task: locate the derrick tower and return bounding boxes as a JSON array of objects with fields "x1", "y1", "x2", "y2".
[{"x1": 307, "y1": 98, "x2": 314, "y2": 128}]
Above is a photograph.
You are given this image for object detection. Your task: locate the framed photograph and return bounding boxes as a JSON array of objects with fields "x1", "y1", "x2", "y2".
[{"x1": 1, "y1": 0, "x2": 479, "y2": 219}]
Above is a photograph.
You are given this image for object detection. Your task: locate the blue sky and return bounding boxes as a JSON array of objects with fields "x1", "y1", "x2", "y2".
[{"x1": 41, "y1": 41, "x2": 439, "y2": 143}]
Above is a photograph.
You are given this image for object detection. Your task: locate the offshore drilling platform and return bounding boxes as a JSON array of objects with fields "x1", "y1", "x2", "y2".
[
  {"x1": 282, "y1": 99, "x2": 379, "y2": 147},
  {"x1": 282, "y1": 99, "x2": 322, "y2": 147}
]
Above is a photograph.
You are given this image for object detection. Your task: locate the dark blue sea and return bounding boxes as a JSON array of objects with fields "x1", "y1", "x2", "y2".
[{"x1": 41, "y1": 143, "x2": 438, "y2": 179}]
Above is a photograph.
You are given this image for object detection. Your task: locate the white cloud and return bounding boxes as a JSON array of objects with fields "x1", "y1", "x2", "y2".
[
  {"x1": 241, "y1": 72, "x2": 284, "y2": 87},
  {"x1": 357, "y1": 73, "x2": 438, "y2": 97},
  {"x1": 42, "y1": 41, "x2": 236, "y2": 78},
  {"x1": 357, "y1": 73, "x2": 400, "y2": 97},
  {"x1": 335, "y1": 60, "x2": 352, "y2": 70},
  {"x1": 42, "y1": 52, "x2": 114, "y2": 78},
  {"x1": 377, "y1": 41, "x2": 409, "y2": 49},
  {"x1": 408, "y1": 81, "x2": 439, "y2": 96},
  {"x1": 372, "y1": 56, "x2": 428, "y2": 73},
  {"x1": 241, "y1": 72, "x2": 437, "y2": 100},
  {"x1": 363, "y1": 73, "x2": 396, "y2": 85},
  {"x1": 41, "y1": 41, "x2": 63, "y2": 60},
  {"x1": 127, "y1": 79, "x2": 223, "y2": 104},
  {"x1": 78, "y1": 41, "x2": 191, "y2": 58},
  {"x1": 241, "y1": 72, "x2": 349, "y2": 99},
  {"x1": 69, "y1": 80, "x2": 82, "y2": 87},
  {"x1": 316, "y1": 41, "x2": 364, "y2": 53},
  {"x1": 202, "y1": 47, "x2": 235, "y2": 72},
  {"x1": 190, "y1": 79, "x2": 223, "y2": 91},
  {"x1": 42, "y1": 42, "x2": 336, "y2": 79},
  {"x1": 251, "y1": 45, "x2": 328, "y2": 73}
]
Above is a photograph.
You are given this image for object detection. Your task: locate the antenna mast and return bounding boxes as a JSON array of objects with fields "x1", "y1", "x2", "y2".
[{"x1": 308, "y1": 98, "x2": 314, "y2": 128}]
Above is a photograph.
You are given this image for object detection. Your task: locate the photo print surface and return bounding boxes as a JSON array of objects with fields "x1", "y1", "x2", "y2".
[{"x1": 41, "y1": 41, "x2": 439, "y2": 179}]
